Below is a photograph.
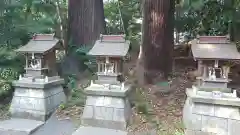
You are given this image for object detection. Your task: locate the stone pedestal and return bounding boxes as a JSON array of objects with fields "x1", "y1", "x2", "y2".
[
  {"x1": 183, "y1": 87, "x2": 240, "y2": 135},
  {"x1": 96, "y1": 72, "x2": 120, "y2": 84},
  {"x1": 81, "y1": 82, "x2": 131, "y2": 130},
  {"x1": 10, "y1": 76, "x2": 66, "y2": 121},
  {"x1": 197, "y1": 77, "x2": 229, "y2": 88}
]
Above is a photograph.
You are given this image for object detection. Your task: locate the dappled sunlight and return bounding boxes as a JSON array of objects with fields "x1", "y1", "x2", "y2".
[{"x1": 198, "y1": 44, "x2": 216, "y2": 49}]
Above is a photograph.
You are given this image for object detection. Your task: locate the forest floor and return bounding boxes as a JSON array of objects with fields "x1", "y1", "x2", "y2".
[{"x1": 124, "y1": 54, "x2": 194, "y2": 135}]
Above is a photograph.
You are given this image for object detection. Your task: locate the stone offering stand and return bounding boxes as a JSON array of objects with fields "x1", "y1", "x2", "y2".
[{"x1": 183, "y1": 36, "x2": 240, "y2": 135}]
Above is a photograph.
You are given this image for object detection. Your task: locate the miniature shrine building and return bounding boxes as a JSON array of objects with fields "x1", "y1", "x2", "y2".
[
  {"x1": 88, "y1": 34, "x2": 130, "y2": 83},
  {"x1": 191, "y1": 36, "x2": 240, "y2": 88},
  {"x1": 17, "y1": 34, "x2": 62, "y2": 77}
]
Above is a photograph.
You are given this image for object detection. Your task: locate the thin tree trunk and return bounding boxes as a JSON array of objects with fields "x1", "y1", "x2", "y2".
[
  {"x1": 142, "y1": 0, "x2": 174, "y2": 84},
  {"x1": 55, "y1": 0, "x2": 66, "y2": 51},
  {"x1": 136, "y1": 0, "x2": 145, "y2": 86}
]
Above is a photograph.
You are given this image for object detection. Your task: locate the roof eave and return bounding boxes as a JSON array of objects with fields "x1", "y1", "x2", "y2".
[
  {"x1": 87, "y1": 54, "x2": 126, "y2": 57},
  {"x1": 194, "y1": 57, "x2": 240, "y2": 61}
]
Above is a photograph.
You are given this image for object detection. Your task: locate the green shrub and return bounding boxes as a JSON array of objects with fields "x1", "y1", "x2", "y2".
[{"x1": 0, "y1": 47, "x2": 24, "y2": 98}]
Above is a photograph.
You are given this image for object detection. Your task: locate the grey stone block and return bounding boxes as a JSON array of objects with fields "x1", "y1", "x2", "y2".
[
  {"x1": 195, "y1": 131, "x2": 216, "y2": 135},
  {"x1": 95, "y1": 106, "x2": 114, "y2": 120},
  {"x1": 81, "y1": 106, "x2": 127, "y2": 130},
  {"x1": 129, "y1": 129, "x2": 157, "y2": 135},
  {"x1": 192, "y1": 97, "x2": 240, "y2": 107},
  {"x1": 201, "y1": 116, "x2": 227, "y2": 134},
  {"x1": 72, "y1": 126, "x2": 128, "y2": 135},
  {"x1": 113, "y1": 108, "x2": 125, "y2": 122},
  {"x1": 193, "y1": 103, "x2": 214, "y2": 116},
  {"x1": 13, "y1": 79, "x2": 64, "y2": 89},
  {"x1": 228, "y1": 119, "x2": 240, "y2": 135},
  {"x1": 214, "y1": 105, "x2": 240, "y2": 120},
  {"x1": 184, "y1": 129, "x2": 195, "y2": 135},
  {"x1": 0, "y1": 130, "x2": 28, "y2": 135},
  {"x1": 0, "y1": 119, "x2": 44, "y2": 135},
  {"x1": 85, "y1": 84, "x2": 131, "y2": 98},
  {"x1": 10, "y1": 83, "x2": 66, "y2": 121},
  {"x1": 183, "y1": 86, "x2": 240, "y2": 135},
  {"x1": 97, "y1": 73, "x2": 119, "y2": 84},
  {"x1": 82, "y1": 106, "x2": 94, "y2": 119},
  {"x1": 184, "y1": 113, "x2": 202, "y2": 130},
  {"x1": 82, "y1": 95, "x2": 131, "y2": 130}
]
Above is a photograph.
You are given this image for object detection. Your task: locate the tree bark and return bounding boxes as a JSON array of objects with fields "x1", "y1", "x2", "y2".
[
  {"x1": 63, "y1": 0, "x2": 105, "y2": 76},
  {"x1": 142, "y1": 0, "x2": 174, "y2": 84},
  {"x1": 68, "y1": 0, "x2": 105, "y2": 46}
]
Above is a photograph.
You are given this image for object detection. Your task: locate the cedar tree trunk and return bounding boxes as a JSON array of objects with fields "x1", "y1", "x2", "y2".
[
  {"x1": 62, "y1": 0, "x2": 106, "y2": 76},
  {"x1": 142, "y1": 0, "x2": 174, "y2": 83},
  {"x1": 68, "y1": 0, "x2": 105, "y2": 46}
]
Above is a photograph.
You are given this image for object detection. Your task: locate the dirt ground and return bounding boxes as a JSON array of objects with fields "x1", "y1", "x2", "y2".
[{"x1": 125, "y1": 54, "x2": 195, "y2": 134}]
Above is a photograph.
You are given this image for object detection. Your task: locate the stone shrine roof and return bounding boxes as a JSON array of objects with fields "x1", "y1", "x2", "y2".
[
  {"x1": 17, "y1": 34, "x2": 61, "y2": 54},
  {"x1": 191, "y1": 36, "x2": 240, "y2": 60},
  {"x1": 88, "y1": 35, "x2": 130, "y2": 57}
]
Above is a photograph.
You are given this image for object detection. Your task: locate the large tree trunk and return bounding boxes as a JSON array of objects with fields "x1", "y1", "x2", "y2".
[
  {"x1": 68, "y1": 0, "x2": 105, "y2": 46},
  {"x1": 142, "y1": 0, "x2": 174, "y2": 84},
  {"x1": 62, "y1": 0, "x2": 105, "y2": 76}
]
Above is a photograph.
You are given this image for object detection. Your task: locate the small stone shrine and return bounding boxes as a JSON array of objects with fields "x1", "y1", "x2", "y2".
[
  {"x1": 72, "y1": 34, "x2": 131, "y2": 135},
  {"x1": 183, "y1": 36, "x2": 240, "y2": 135},
  {"x1": 191, "y1": 36, "x2": 240, "y2": 90},
  {"x1": 10, "y1": 34, "x2": 66, "y2": 121}
]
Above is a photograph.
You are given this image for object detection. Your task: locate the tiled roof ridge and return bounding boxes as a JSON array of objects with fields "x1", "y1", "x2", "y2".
[
  {"x1": 32, "y1": 33, "x2": 55, "y2": 41},
  {"x1": 100, "y1": 34, "x2": 126, "y2": 42},
  {"x1": 197, "y1": 35, "x2": 230, "y2": 44}
]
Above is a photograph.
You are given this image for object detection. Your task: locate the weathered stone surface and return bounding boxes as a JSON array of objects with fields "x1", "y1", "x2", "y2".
[
  {"x1": 72, "y1": 126, "x2": 128, "y2": 135},
  {"x1": 214, "y1": 105, "x2": 240, "y2": 120},
  {"x1": 10, "y1": 83, "x2": 66, "y2": 121},
  {"x1": 185, "y1": 129, "x2": 195, "y2": 135},
  {"x1": 97, "y1": 73, "x2": 119, "y2": 84},
  {"x1": 0, "y1": 119, "x2": 43, "y2": 135},
  {"x1": 85, "y1": 84, "x2": 131, "y2": 97},
  {"x1": 13, "y1": 79, "x2": 65, "y2": 89},
  {"x1": 81, "y1": 95, "x2": 131, "y2": 130},
  {"x1": 228, "y1": 119, "x2": 240, "y2": 135},
  {"x1": 193, "y1": 103, "x2": 214, "y2": 116},
  {"x1": 202, "y1": 81, "x2": 228, "y2": 88},
  {"x1": 184, "y1": 113, "x2": 202, "y2": 130},
  {"x1": 128, "y1": 129, "x2": 157, "y2": 135},
  {"x1": 183, "y1": 87, "x2": 240, "y2": 135},
  {"x1": 195, "y1": 131, "x2": 216, "y2": 135},
  {"x1": 31, "y1": 113, "x2": 76, "y2": 135}
]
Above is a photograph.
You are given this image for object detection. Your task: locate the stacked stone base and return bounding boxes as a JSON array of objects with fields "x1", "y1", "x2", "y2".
[
  {"x1": 10, "y1": 80, "x2": 66, "y2": 121},
  {"x1": 71, "y1": 82, "x2": 132, "y2": 135},
  {"x1": 183, "y1": 88, "x2": 240, "y2": 135},
  {"x1": 81, "y1": 96, "x2": 131, "y2": 130}
]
